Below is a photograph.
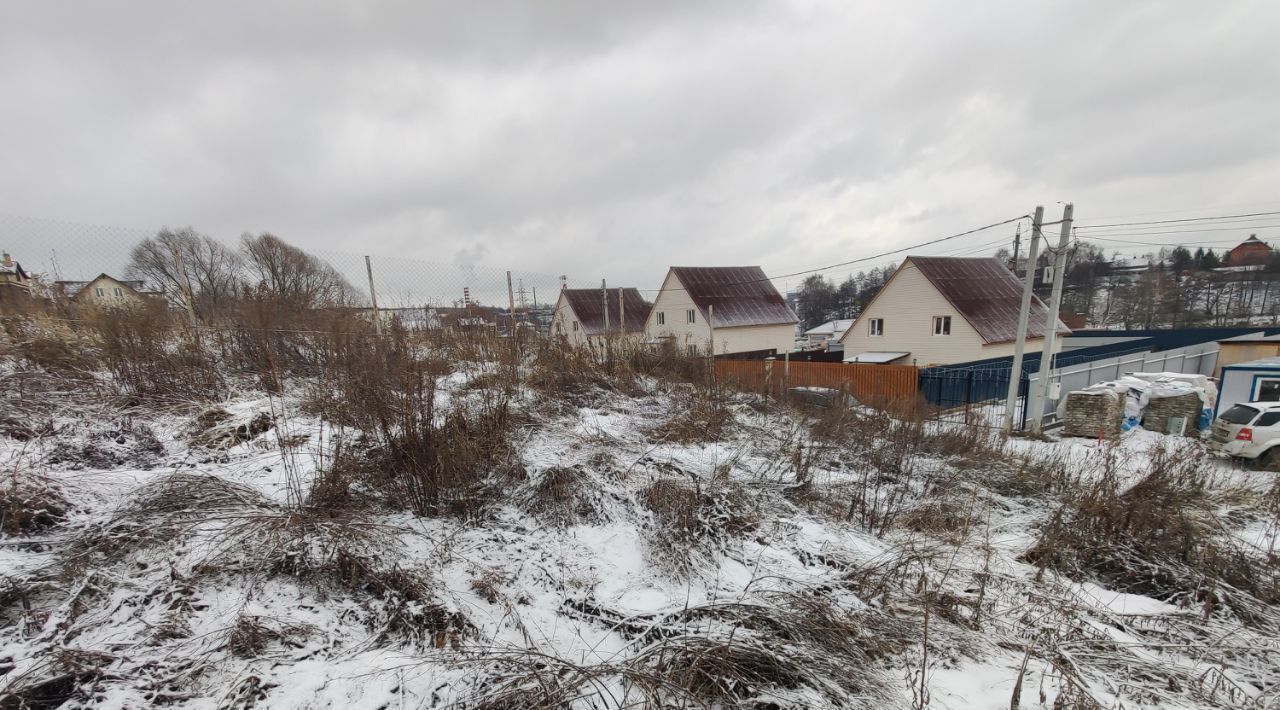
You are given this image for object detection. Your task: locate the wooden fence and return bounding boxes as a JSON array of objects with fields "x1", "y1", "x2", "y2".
[{"x1": 715, "y1": 359, "x2": 919, "y2": 403}]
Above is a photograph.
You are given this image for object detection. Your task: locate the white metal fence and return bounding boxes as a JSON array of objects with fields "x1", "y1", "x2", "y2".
[{"x1": 1026, "y1": 342, "x2": 1221, "y2": 427}]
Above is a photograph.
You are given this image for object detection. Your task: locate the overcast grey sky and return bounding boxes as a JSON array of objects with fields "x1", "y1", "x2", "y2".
[{"x1": 2, "y1": 1, "x2": 1277, "y2": 293}]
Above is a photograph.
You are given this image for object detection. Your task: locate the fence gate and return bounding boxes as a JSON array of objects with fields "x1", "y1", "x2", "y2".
[{"x1": 918, "y1": 365, "x2": 1028, "y2": 427}]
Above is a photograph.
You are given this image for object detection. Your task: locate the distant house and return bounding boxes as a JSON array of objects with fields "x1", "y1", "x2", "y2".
[
  {"x1": 837, "y1": 256, "x2": 1070, "y2": 367},
  {"x1": 1227, "y1": 235, "x2": 1272, "y2": 267},
  {"x1": 804, "y1": 319, "x2": 855, "y2": 346},
  {"x1": 54, "y1": 274, "x2": 165, "y2": 307},
  {"x1": 551, "y1": 288, "x2": 651, "y2": 346},
  {"x1": 644, "y1": 266, "x2": 798, "y2": 356},
  {"x1": 0, "y1": 252, "x2": 32, "y2": 307}
]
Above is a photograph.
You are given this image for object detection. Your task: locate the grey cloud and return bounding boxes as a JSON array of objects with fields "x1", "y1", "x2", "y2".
[{"x1": 1, "y1": 0, "x2": 1277, "y2": 293}]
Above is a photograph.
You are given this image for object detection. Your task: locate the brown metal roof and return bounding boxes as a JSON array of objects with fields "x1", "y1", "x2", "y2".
[
  {"x1": 670, "y1": 266, "x2": 798, "y2": 328},
  {"x1": 908, "y1": 257, "x2": 1070, "y2": 344},
  {"x1": 561, "y1": 288, "x2": 652, "y2": 335}
]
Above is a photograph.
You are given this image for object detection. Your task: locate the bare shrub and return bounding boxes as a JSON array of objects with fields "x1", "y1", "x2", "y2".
[
  {"x1": 525, "y1": 339, "x2": 621, "y2": 403},
  {"x1": 464, "y1": 594, "x2": 904, "y2": 709},
  {"x1": 227, "y1": 614, "x2": 314, "y2": 659},
  {"x1": 626, "y1": 339, "x2": 709, "y2": 387},
  {"x1": 522, "y1": 466, "x2": 603, "y2": 527},
  {"x1": 1, "y1": 316, "x2": 95, "y2": 376},
  {"x1": 1025, "y1": 441, "x2": 1280, "y2": 608},
  {"x1": 0, "y1": 475, "x2": 68, "y2": 535},
  {"x1": 920, "y1": 423, "x2": 1005, "y2": 462},
  {"x1": 641, "y1": 479, "x2": 756, "y2": 571},
  {"x1": 305, "y1": 326, "x2": 508, "y2": 517},
  {"x1": 83, "y1": 302, "x2": 225, "y2": 402},
  {"x1": 66, "y1": 471, "x2": 468, "y2": 650},
  {"x1": 650, "y1": 387, "x2": 735, "y2": 444}
]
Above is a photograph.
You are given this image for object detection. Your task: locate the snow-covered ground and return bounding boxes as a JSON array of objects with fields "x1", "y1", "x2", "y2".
[{"x1": 2, "y1": 368, "x2": 1278, "y2": 709}]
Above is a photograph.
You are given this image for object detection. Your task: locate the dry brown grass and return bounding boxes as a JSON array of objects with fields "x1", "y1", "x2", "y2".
[
  {"x1": 640, "y1": 478, "x2": 757, "y2": 572},
  {"x1": 80, "y1": 303, "x2": 226, "y2": 403},
  {"x1": 521, "y1": 466, "x2": 604, "y2": 527},
  {"x1": 1025, "y1": 441, "x2": 1280, "y2": 610},
  {"x1": 649, "y1": 387, "x2": 735, "y2": 444},
  {"x1": 0, "y1": 474, "x2": 68, "y2": 536}
]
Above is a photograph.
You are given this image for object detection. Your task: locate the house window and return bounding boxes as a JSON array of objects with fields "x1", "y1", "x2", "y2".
[
  {"x1": 686, "y1": 309, "x2": 696, "y2": 324},
  {"x1": 572, "y1": 321, "x2": 579, "y2": 332},
  {"x1": 95, "y1": 287, "x2": 105, "y2": 297},
  {"x1": 657, "y1": 312, "x2": 665, "y2": 325},
  {"x1": 869, "y1": 318, "x2": 884, "y2": 336},
  {"x1": 1255, "y1": 378, "x2": 1280, "y2": 402},
  {"x1": 113, "y1": 287, "x2": 123, "y2": 297},
  {"x1": 932, "y1": 316, "x2": 951, "y2": 335},
  {"x1": 687, "y1": 344, "x2": 698, "y2": 356}
]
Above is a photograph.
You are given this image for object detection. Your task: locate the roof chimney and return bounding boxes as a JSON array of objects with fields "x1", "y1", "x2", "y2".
[{"x1": 1, "y1": 252, "x2": 11, "y2": 267}]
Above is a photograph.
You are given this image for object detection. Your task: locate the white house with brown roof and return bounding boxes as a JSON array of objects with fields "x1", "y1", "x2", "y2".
[
  {"x1": 644, "y1": 266, "x2": 798, "y2": 356},
  {"x1": 552, "y1": 288, "x2": 652, "y2": 346},
  {"x1": 838, "y1": 257, "x2": 1069, "y2": 367}
]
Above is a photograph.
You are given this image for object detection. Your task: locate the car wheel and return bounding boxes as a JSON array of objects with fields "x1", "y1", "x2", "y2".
[{"x1": 1259, "y1": 448, "x2": 1280, "y2": 472}]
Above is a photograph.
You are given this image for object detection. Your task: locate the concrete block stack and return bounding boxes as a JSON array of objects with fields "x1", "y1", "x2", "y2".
[
  {"x1": 1063, "y1": 390, "x2": 1123, "y2": 438},
  {"x1": 1141, "y1": 392, "x2": 1204, "y2": 435}
]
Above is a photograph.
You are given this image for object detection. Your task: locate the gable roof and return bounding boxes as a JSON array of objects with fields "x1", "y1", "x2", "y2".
[
  {"x1": 906, "y1": 257, "x2": 1069, "y2": 344},
  {"x1": 560, "y1": 288, "x2": 651, "y2": 335},
  {"x1": 805, "y1": 319, "x2": 856, "y2": 336},
  {"x1": 54, "y1": 274, "x2": 162, "y2": 299},
  {"x1": 667, "y1": 266, "x2": 798, "y2": 328}
]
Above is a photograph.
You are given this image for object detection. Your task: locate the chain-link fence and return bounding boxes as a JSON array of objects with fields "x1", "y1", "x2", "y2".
[{"x1": 0, "y1": 212, "x2": 606, "y2": 319}]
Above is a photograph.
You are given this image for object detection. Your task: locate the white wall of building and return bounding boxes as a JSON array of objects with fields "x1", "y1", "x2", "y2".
[
  {"x1": 78, "y1": 276, "x2": 146, "y2": 307},
  {"x1": 550, "y1": 292, "x2": 589, "y2": 346}
]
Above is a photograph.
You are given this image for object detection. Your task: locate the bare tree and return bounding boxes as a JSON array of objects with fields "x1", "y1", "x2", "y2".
[
  {"x1": 239, "y1": 233, "x2": 360, "y2": 309},
  {"x1": 127, "y1": 227, "x2": 243, "y2": 317}
]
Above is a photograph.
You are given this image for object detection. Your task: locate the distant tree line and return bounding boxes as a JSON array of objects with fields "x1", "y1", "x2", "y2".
[
  {"x1": 792, "y1": 263, "x2": 897, "y2": 330},
  {"x1": 1052, "y1": 243, "x2": 1280, "y2": 329},
  {"x1": 127, "y1": 229, "x2": 362, "y2": 319}
]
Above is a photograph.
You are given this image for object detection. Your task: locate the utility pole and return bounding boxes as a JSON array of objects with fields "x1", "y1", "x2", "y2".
[
  {"x1": 1011, "y1": 223, "x2": 1022, "y2": 270},
  {"x1": 365, "y1": 256, "x2": 382, "y2": 336},
  {"x1": 601, "y1": 279, "x2": 609, "y2": 335},
  {"x1": 532, "y1": 285, "x2": 538, "y2": 309},
  {"x1": 1002, "y1": 207, "x2": 1044, "y2": 433},
  {"x1": 507, "y1": 270, "x2": 519, "y2": 365},
  {"x1": 1029, "y1": 203, "x2": 1074, "y2": 436},
  {"x1": 617, "y1": 287, "x2": 625, "y2": 338},
  {"x1": 707, "y1": 303, "x2": 715, "y2": 354}
]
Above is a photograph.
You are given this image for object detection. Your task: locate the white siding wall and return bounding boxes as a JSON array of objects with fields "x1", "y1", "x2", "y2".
[
  {"x1": 79, "y1": 276, "x2": 143, "y2": 307},
  {"x1": 840, "y1": 260, "x2": 1057, "y2": 367},
  {"x1": 644, "y1": 270, "x2": 795, "y2": 355},
  {"x1": 550, "y1": 292, "x2": 589, "y2": 346}
]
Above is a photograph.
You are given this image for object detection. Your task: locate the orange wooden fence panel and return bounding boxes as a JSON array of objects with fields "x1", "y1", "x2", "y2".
[{"x1": 715, "y1": 359, "x2": 919, "y2": 402}]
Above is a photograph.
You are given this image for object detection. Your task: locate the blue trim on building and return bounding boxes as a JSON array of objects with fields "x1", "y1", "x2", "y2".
[{"x1": 1213, "y1": 362, "x2": 1280, "y2": 417}]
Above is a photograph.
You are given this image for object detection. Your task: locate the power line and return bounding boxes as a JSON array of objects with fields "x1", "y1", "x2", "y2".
[
  {"x1": 1075, "y1": 210, "x2": 1280, "y2": 229},
  {"x1": 633, "y1": 213, "x2": 1031, "y2": 292},
  {"x1": 1081, "y1": 201, "x2": 1280, "y2": 223},
  {"x1": 1070, "y1": 224, "x2": 1280, "y2": 238},
  {"x1": 1078, "y1": 236, "x2": 1248, "y2": 247}
]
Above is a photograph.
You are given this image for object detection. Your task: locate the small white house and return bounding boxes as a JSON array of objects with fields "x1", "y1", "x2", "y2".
[
  {"x1": 54, "y1": 274, "x2": 165, "y2": 308},
  {"x1": 804, "y1": 319, "x2": 855, "y2": 346},
  {"x1": 551, "y1": 288, "x2": 651, "y2": 346},
  {"x1": 644, "y1": 266, "x2": 798, "y2": 356},
  {"x1": 838, "y1": 256, "x2": 1069, "y2": 367},
  {"x1": 1215, "y1": 357, "x2": 1280, "y2": 418}
]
